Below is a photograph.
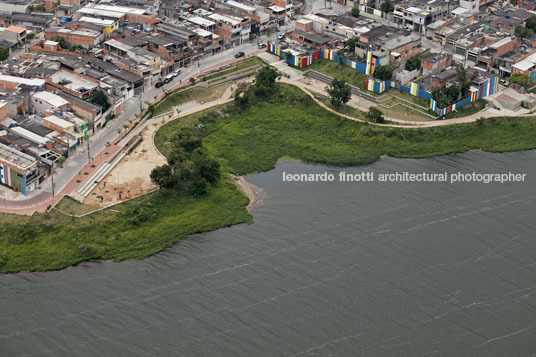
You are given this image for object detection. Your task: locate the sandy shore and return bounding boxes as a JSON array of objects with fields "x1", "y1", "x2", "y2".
[{"x1": 231, "y1": 174, "x2": 263, "y2": 210}]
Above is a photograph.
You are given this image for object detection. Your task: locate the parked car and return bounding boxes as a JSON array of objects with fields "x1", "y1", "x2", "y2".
[
  {"x1": 163, "y1": 74, "x2": 174, "y2": 84},
  {"x1": 277, "y1": 34, "x2": 285, "y2": 40},
  {"x1": 234, "y1": 51, "x2": 245, "y2": 58},
  {"x1": 172, "y1": 69, "x2": 181, "y2": 77},
  {"x1": 258, "y1": 43, "x2": 267, "y2": 49},
  {"x1": 155, "y1": 81, "x2": 164, "y2": 88}
]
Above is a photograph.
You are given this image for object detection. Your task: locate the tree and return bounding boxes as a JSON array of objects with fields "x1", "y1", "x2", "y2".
[
  {"x1": 351, "y1": 8, "x2": 360, "y2": 17},
  {"x1": 0, "y1": 46, "x2": 8, "y2": 61},
  {"x1": 373, "y1": 65, "x2": 393, "y2": 81},
  {"x1": 256, "y1": 65, "x2": 278, "y2": 86},
  {"x1": 26, "y1": 32, "x2": 35, "y2": 40},
  {"x1": 431, "y1": 86, "x2": 460, "y2": 108},
  {"x1": 516, "y1": 25, "x2": 534, "y2": 39},
  {"x1": 87, "y1": 90, "x2": 110, "y2": 111},
  {"x1": 151, "y1": 131, "x2": 220, "y2": 195},
  {"x1": 368, "y1": 107, "x2": 384, "y2": 123},
  {"x1": 336, "y1": 49, "x2": 344, "y2": 65},
  {"x1": 346, "y1": 37, "x2": 357, "y2": 52},
  {"x1": 52, "y1": 36, "x2": 68, "y2": 49},
  {"x1": 527, "y1": 16, "x2": 536, "y2": 31},
  {"x1": 284, "y1": 51, "x2": 292, "y2": 61},
  {"x1": 456, "y1": 66, "x2": 471, "y2": 96},
  {"x1": 381, "y1": 0, "x2": 394, "y2": 14},
  {"x1": 58, "y1": 156, "x2": 66, "y2": 168},
  {"x1": 326, "y1": 78, "x2": 351, "y2": 109},
  {"x1": 150, "y1": 164, "x2": 175, "y2": 189},
  {"x1": 254, "y1": 65, "x2": 279, "y2": 96},
  {"x1": 405, "y1": 54, "x2": 422, "y2": 71},
  {"x1": 447, "y1": 85, "x2": 460, "y2": 102},
  {"x1": 510, "y1": 72, "x2": 531, "y2": 87}
]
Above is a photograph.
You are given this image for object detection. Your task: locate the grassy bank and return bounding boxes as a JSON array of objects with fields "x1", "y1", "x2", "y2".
[
  {"x1": 201, "y1": 57, "x2": 262, "y2": 82},
  {"x1": 157, "y1": 83, "x2": 536, "y2": 176},
  {"x1": 153, "y1": 84, "x2": 231, "y2": 117},
  {"x1": 0, "y1": 180, "x2": 250, "y2": 273},
  {"x1": 3, "y1": 82, "x2": 536, "y2": 273}
]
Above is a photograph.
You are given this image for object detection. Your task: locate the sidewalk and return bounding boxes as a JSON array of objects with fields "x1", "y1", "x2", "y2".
[{"x1": 0, "y1": 52, "x2": 265, "y2": 215}]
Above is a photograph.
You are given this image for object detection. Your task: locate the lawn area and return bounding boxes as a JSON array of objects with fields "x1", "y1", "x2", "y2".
[
  {"x1": 155, "y1": 83, "x2": 536, "y2": 176},
  {"x1": 312, "y1": 92, "x2": 369, "y2": 121},
  {"x1": 305, "y1": 59, "x2": 368, "y2": 92},
  {"x1": 379, "y1": 89, "x2": 430, "y2": 108},
  {"x1": 153, "y1": 84, "x2": 231, "y2": 117},
  {"x1": 377, "y1": 104, "x2": 435, "y2": 122},
  {"x1": 201, "y1": 57, "x2": 263, "y2": 82},
  {"x1": 443, "y1": 99, "x2": 487, "y2": 119},
  {"x1": 303, "y1": 58, "x2": 433, "y2": 109},
  {"x1": 55, "y1": 196, "x2": 100, "y2": 216}
]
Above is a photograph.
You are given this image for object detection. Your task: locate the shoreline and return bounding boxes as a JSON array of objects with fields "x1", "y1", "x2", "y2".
[{"x1": 231, "y1": 174, "x2": 263, "y2": 210}]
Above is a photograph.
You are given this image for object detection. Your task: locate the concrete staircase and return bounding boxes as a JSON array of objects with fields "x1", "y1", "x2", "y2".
[
  {"x1": 303, "y1": 70, "x2": 378, "y2": 103},
  {"x1": 72, "y1": 151, "x2": 127, "y2": 201}
]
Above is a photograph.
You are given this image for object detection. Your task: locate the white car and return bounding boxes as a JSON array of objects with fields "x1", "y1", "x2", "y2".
[{"x1": 172, "y1": 69, "x2": 181, "y2": 77}]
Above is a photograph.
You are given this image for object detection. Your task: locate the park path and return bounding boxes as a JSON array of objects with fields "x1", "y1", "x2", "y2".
[
  {"x1": 2, "y1": 57, "x2": 532, "y2": 215},
  {"x1": 279, "y1": 77, "x2": 534, "y2": 127},
  {"x1": 0, "y1": 53, "x2": 262, "y2": 215}
]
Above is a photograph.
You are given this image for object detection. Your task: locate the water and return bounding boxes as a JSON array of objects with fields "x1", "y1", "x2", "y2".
[{"x1": 2, "y1": 151, "x2": 536, "y2": 356}]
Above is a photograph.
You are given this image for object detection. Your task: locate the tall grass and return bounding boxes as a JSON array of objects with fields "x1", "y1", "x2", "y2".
[{"x1": 0, "y1": 180, "x2": 251, "y2": 273}]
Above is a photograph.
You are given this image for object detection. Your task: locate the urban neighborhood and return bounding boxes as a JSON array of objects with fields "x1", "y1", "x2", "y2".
[{"x1": 0, "y1": 0, "x2": 535, "y2": 212}]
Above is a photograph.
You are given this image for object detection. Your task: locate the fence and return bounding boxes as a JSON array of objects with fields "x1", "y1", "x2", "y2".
[
  {"x1": 430, "y1": 76, "x2": 498, "y2": 116},
  {"x1": 267, "y1": 42, "x2": 499, "y2": 117}
]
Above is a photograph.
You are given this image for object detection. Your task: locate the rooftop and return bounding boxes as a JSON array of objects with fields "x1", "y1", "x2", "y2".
[
  {"x1": 33, "y1": 91, "x2": 70, "y2": 108},
  {"x1": 49, "y1": 70, "x2": 99, "y2": 92},
  {"x1": 0, "y1": 141, "x2": 36, "y2": 171}
]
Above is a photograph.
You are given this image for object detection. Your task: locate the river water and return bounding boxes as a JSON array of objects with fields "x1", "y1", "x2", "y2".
[{"x1": 1, "y1": 151, "x2": 536, "y2": 356}]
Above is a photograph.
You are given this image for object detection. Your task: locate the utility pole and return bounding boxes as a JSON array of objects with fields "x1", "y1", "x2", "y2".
[
  {"x1": 51, "y1": 161, "x2": 55, "y2": 199},
  {"x1": 86, "y1": 136, "x2": 90, "y2": 162}
]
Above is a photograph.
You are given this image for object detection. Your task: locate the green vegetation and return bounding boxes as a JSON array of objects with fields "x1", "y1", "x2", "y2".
[
  {"x1": 373, "y1": 65, "x2": 393, "y2": 81},
  {"x1": 86, "y1": 90, "x2": 110, "y2": 111},
  {"x1": 510, "y1": 73, "x2": 531, "y2": 88},
  {"x1": 326, "y1": 78, "x2": 351, "y2": 108},
  {"x1": 313, "y1": 92, "x2": 366, "y2": 120},
  {"x1": 150, "y1": 131, "x2": 220, "y2": 195},
  {"x1": 51, "y1": 36, "x2": 68, "y2": 49},
  {"x1": 381, "y1": 0, "x2": 394, "y2": 13},
  {"x1": 158, "y1": 83, "x2": 536, "y2": 177},
  {"x1": 153, "y1": 84, "x2": 230, "y2": 116},
  {"x1": 405, "y1": 54, "x2": 422, "y2": 71},
  {"x1": 305, "y1": 58, "x2": 368, "y2": 91},
  {"x1": 443, "y1": 99, "x2": 486, "y2": 119},
  {"x1": 351, "y1": 8, "x2": 360, "y2": 17},
  {"x1": 201, "y1": 57, "x2": 262, "y2": 82},
  {"x1": 346, "y1": 37, "x2": 357, "y2": 51},
  {"x1": 516, "y1": 25, "x2": 533, "y2": 39},
  {"x1": 431, "y1": 85, "x2": 460, "y2": 108},
  {"x1": 3, "y1": 79, "x2": 536, "y2": 274},
  {"x1": 0, "y1": 46, "x2": 8, "y2": 61},
  {"x1": 368, "y1": 107, "x2": 385, "y2": 123},
  {"x1": 457, "y1": 66, "x2": 471, "y2": 96},
  {"x1": 0, "y1": 182, "x2": 251, "y2": 273}
]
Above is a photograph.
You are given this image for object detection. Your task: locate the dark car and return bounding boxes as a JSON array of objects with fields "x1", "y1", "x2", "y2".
[
  {"x1": 234, "y1": 51, "x2": 245, "y2": 58},
  {"x1": 155, "y1": 81, "x2": 164, "y2": 88}
]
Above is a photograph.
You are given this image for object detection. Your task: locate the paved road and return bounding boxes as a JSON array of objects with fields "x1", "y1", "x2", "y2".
[{"x1": 0, "y1": 29, "x2": 287, "y2": 211}]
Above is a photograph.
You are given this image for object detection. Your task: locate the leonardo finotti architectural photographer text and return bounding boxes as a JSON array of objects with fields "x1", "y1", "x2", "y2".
[{"x1": 282, "y1": 171, "x2": 527, "y2": 184}]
